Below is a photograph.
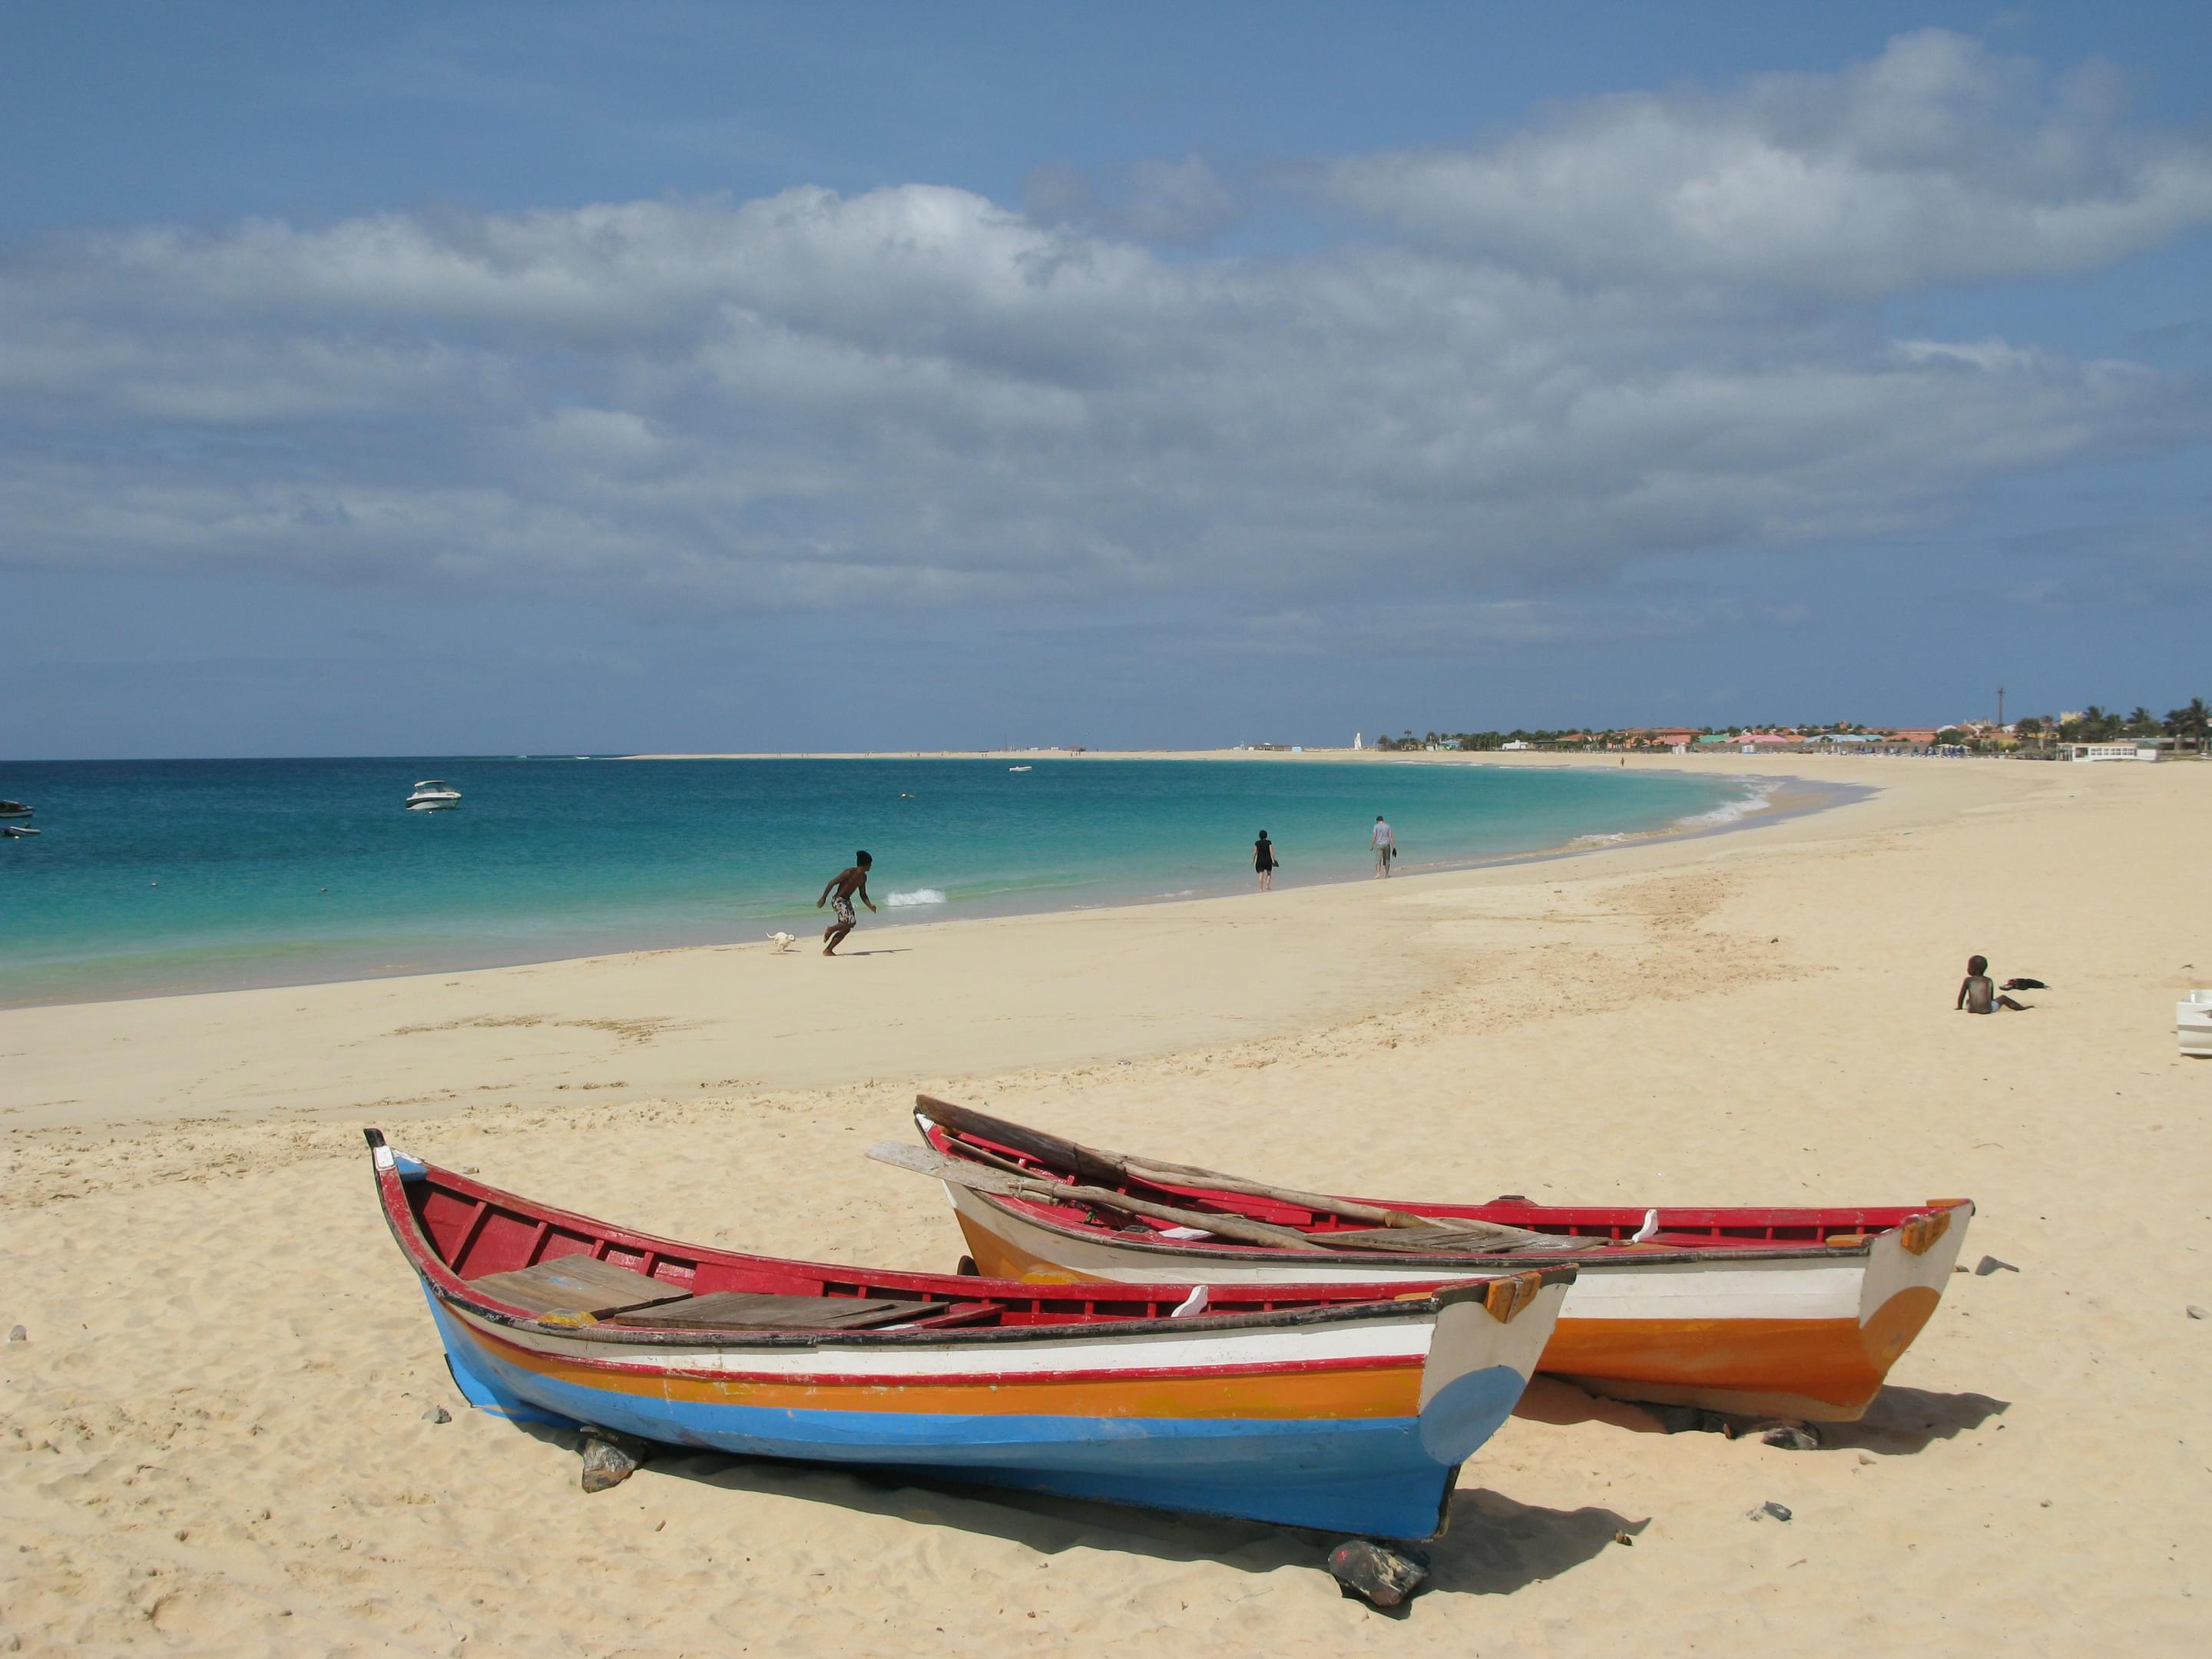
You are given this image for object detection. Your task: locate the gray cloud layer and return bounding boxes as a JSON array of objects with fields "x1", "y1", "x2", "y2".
[
  {"x1": 3, "y1": 31, "x2": 2206, "y2": 619},
  {"x1": 1325, "y1": 30, "x2": 2212, "y2": 295}
]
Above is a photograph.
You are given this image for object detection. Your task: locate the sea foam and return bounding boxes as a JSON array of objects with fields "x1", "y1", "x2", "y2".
[
  {"x1": 883, "y1": 888, "x2": 947, "y2": 907},
  {"x1": 1674, "y1": 783, "x2": 1777, "y2": 830}
]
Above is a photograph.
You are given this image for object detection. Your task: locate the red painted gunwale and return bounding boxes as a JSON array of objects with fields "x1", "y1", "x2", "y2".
[{"x1": 368, "y1": 1130, "x2": 1567, "y2": 1359}]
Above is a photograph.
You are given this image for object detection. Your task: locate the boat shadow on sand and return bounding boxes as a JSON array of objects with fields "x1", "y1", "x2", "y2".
[
  {"x1": 1516, "y1": 1376, "x2": 2011, "y2": 1455},
  {"x1": 508, "y1": 1420, "x2": 1635, "y2": 1604}
]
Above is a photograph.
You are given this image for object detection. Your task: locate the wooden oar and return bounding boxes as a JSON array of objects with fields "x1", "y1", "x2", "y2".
[
  {"x1": 916, "y1": 1094, "x2": 1443, "y2": 1230},
  {"x1": 932, "y1": 1138, "x2": 1571, "y2": 1255},
  {"x1": 915, "y1": 1094, "x2": 1552, "y2": 1248},
  {"x1": 867, "y1": 1142, "x2": 1331, "y2": 1253},
  {"x1": 1115, "y1": 1155, "x2": 1454, "y2": 1233}
]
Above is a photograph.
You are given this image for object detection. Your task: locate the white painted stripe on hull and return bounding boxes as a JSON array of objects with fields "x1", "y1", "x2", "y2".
[{"x1": 447, "y1": 1303, "x2": 1450, "y2": 1379}]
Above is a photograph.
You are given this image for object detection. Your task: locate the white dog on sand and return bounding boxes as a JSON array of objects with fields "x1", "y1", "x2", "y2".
[{"x1": 767, "y1": 932, "x2": 798, "y2": 953}]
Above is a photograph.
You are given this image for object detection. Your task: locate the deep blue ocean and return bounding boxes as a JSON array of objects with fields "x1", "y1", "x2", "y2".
[{"x1": 0, "y1": 757, "x2": 1763, "y2": 1005}]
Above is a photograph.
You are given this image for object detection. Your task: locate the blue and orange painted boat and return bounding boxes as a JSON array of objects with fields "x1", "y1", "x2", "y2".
[{"x1": 367, "y1": 1129, "x2": 1572, "y2": 1540}]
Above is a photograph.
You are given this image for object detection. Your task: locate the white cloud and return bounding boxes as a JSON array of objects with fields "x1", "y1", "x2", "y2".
[
  {"x1": 1323, "y1": 30, "x2": 2212, "y2": 296},
  {"x1": 1, "y1": 35, "x2": 2204, "y2": 621}
]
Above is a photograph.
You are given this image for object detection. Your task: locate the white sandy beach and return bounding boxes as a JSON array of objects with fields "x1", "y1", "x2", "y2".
[{"x1": 3, "y1": 752, "x2": 2207, "y2": 1656}]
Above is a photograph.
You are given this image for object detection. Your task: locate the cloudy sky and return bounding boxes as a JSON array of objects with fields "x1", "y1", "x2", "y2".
[{"x1": 4, "y1": 2, "x2": 2207, "y2": 757}]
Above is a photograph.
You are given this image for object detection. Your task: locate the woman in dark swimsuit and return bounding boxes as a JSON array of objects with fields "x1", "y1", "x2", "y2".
[{"x1": 1253, "y1": 830, "x2": 1279, "y2": 891}]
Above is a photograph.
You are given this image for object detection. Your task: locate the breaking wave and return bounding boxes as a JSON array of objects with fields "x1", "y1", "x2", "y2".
[
  {"x1": 1674, "y1": 783, "x2": 1777, "y2": 830},
  {"x1": 883, "y1": 888, "x2": 946, "y2": 906}
]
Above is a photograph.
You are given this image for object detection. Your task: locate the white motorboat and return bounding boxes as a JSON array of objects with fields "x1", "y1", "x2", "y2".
[
  {"x1": 404, "y1": 780, "x2": 463, "y2": 811},
  {"x1": 0, "y1": 799, "x2": 31, "y2": 820}
]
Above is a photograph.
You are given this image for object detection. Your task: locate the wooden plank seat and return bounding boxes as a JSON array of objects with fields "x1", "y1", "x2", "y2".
[
  {"x1": 467, "y1": 1254, "x2": 695, "y2": 1319},
  {"x1": 613, "y1": 1293, "x2": 952, "y2": 1330}
]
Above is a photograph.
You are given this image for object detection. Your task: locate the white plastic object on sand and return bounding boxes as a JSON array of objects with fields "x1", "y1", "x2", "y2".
[{"x1": 2179, "y1": 990, "x2": 2212, "y2": 1057}]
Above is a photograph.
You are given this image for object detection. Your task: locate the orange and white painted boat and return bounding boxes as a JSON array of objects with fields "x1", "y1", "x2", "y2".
[{"x1": 899, "y1": 1099, "x2": 1974, "y2": 1422}]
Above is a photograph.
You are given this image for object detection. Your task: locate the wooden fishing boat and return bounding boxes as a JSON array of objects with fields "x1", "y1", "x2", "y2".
[
  {"x1": 887, "y1": 1098, "x2": 1975, "y2": 1422},
  {"x1": 367, "y1": 1129, "x2": 1571, "y2": 1540}
]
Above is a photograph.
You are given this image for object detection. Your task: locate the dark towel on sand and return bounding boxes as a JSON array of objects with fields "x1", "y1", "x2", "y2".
[{"x1": 2000, "y1": 977, "x2": 2048, "y2": 991}]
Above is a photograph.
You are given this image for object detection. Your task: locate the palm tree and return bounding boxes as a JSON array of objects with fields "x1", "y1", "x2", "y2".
[
  {"x1": 2125, "y1": 706, "x2": 2156, "y2": 737},
  {"x1": 2167, "y1": 697, "x2": 2210, "y2": 755}
]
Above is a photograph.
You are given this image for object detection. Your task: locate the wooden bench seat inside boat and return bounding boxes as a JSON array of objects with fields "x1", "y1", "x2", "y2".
[
  {"x1": 465, "y1": 1257, "x2": 961, "y2": 1330},
  {"x1": 467, "y1": 1254, "x2": 697, "y2": 1319},
  {"x1": 614, "y1": 1293, "x2": 953, "y2": 1330}
]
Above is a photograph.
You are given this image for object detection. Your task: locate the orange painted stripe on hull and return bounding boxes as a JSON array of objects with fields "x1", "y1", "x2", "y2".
[
  {"x1": 458, "y1": 1320, "x2": 1425, "y2": 1420},
  {"x1": 1540, "y1": 1287, "x2": 1942, "y2": 1418}
]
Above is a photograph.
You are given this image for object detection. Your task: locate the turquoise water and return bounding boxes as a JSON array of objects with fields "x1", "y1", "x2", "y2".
[{"x1": 0, "y1": 757, "x2": 1764, "y2": 1005}]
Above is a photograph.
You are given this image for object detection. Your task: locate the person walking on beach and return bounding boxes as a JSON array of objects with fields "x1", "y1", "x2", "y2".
[
  {"x1": 1253, "y1": 830, "x2": 1280, "y2": 891},
  {"x1": 816, "y1": 852, "x2": 876, "y2": 956},
  {"x1": 1370, "y1": 814, "x2": 1395, "y2": 878}
]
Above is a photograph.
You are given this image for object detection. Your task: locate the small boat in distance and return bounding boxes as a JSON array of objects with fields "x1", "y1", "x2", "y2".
[
  {"x1": 366, "y1": 1129, "x2": 1570, "y2": 1541},
  {"x1": 890, "y1": 1098, "x2": 1975, "y2": 1422},
  {"x1": 404, "y1": 780, "x2": 462, "y2": 811},
  {"x1": 0, "y1": 800, "x2": 31, "y2": 820},
  {"x1": 2, "y1": 824, "x2": 37, "y2": 839}
]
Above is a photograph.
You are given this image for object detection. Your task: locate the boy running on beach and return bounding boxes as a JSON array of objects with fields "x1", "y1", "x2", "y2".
[{"x1": 816, "y1": 852, "x2": 876, "y2": 956}]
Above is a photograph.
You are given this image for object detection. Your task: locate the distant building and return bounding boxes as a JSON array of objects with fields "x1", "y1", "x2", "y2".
[{"x1": 2068, "y1": 741, "x2": 2158, "y2": 763}]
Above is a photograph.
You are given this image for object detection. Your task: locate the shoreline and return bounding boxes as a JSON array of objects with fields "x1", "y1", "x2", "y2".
[
  {"x1": 0, "y1": 753, "x2": 2018, "y2": 1139},
  {"x1": 1, "y1": 757, "x2": 1839, "y2": 1014}
]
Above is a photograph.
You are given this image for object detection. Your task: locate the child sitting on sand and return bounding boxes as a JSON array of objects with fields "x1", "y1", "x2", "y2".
[{"x1": 1956, "y1": 955, "x2": 2030, "y2": 1014}]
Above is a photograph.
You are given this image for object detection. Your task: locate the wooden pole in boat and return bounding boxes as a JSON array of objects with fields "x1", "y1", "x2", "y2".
[{"x1": 867, "y1": 1143, "x2": 1333, "y2": 1252}]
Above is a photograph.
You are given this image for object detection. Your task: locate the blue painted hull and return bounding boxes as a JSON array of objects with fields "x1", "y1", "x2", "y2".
[{"x1": 431, "y1": 1301, "x2": 1518, "y2": 1538}]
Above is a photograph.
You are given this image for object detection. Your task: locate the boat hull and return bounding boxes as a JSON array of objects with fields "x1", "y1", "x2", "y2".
[
  {"x1": 426, "y1": 1296, "x2": 1541, "y2": 1536},
  {"x1": 946, "y1": 1185, "x2": 1969, "y2": 1421}
]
